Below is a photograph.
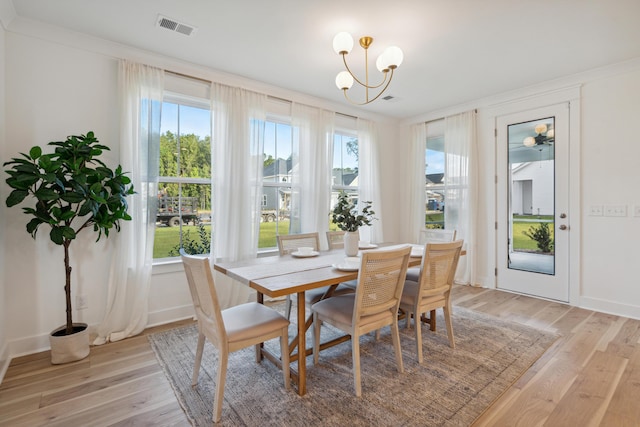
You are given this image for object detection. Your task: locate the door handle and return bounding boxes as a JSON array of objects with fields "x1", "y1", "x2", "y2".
[{"x1": 559, "y1": 224, "x2": 568, "y2": 230}]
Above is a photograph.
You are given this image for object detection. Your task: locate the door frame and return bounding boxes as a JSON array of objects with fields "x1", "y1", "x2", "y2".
[{"x1": 490, "y1": 87, "x2": 581, "y2": 305}]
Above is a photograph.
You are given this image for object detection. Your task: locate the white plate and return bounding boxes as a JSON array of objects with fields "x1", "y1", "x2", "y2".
[
  {"x1": 358, "y1": 243, "x2": 378, "y2": 249},
  {"x1": 291, "y1": 251, "x2": 319, "y2": 258},
  {"x1": 332, "y1": 263, "x2": 359, "y2": 272}
]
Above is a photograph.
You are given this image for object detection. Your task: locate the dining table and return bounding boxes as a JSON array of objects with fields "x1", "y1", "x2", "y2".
[{"x1": 213, "y1": 243, "x2": 424, "y2": 396}]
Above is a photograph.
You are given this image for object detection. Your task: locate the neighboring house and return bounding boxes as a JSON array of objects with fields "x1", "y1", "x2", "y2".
[
  {"x1": 262, "y1": 158, "x2": 292, "y2": 214},
  {"x1": 511, "y1": 160, "x2": 554, "y2": 216}
]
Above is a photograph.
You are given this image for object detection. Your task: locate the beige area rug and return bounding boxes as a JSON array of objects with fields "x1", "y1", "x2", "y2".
[{"x1": 148, "y1": 305, "x2": 558, "y2": 426}]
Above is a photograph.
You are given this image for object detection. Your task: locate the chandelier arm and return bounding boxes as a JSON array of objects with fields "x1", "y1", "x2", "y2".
[
  {"x1": 341, "y1": 54, "x2": 389, "y2": 89},
  {"x1": 342, "y1": 69, "x2": 395, "y2": 105}
]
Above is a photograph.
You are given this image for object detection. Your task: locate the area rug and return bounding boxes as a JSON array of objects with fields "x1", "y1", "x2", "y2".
[{"x1": 148, "y1": 306, "x2": 558, "y2": 426}]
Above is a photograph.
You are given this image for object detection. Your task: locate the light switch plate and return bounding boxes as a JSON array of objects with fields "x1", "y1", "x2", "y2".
[
  {"x1": 604, "y1": 205, "x2": 627, "y2": 217},
  {"x1": 589, "y1": 205, "x2": 603, "y2": 216},
  {"x1": 634, "y1": 205, "x2": 640, "y2": 217}
]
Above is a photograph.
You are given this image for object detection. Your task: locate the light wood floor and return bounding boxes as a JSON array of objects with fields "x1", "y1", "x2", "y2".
[{"x1": 1, "y1": 285, "x2": 639, "y2": 426}]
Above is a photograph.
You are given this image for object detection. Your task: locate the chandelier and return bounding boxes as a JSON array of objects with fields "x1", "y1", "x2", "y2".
[
  {"x1": 333, "y1": 32, "x2": 403, "y2": 105},
  {"x1": 523, "y1": 123, "x2": 555, "y2": 147}
]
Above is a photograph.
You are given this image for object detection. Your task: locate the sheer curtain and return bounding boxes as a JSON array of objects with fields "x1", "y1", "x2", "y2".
[
  {"x1": 210, "y1": 83, "x2": 266, "y2": 307},
  {"x1": 444, "y1": 110, "x2": 478, "y2": 285},
  {"x1": 291, "y1": 103, "x2": 334, "y2": 249},
  {"x1": 408, "y1": 123, "x2": 427, "y2": 243},
  {"x1": 94, "y1": 61, "x2": 163, "y2": 345},
  {"x1": 357, "y1": 118, "x2": 383, "y2": 244}
]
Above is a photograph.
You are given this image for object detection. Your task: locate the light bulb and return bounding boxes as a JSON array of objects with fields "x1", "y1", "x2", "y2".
[
  {"x1": 335, "y1": 71, "x2": 354, "y2": 90},
  {"x1": 333, "y1": 32, "x2": 354, "y2": 55}
]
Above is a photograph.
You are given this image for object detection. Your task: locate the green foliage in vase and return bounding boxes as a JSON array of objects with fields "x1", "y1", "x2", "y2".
[{"x1": 331, "y1": 191, "x2": 376, "y2": 232}]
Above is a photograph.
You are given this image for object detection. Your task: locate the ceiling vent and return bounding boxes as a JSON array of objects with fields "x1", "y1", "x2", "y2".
[
  {"x1": 157, "y1": 15, "x2": 196, "y2": 36},
  {"x1": 382, "y1": 95, "x2": 396, "y2": 101}
]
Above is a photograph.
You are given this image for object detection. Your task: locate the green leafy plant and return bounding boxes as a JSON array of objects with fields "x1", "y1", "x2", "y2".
[
  {"x1": 169, "y1": 221, "x2": 211, "y2": 256},
  {"x1": 331, "y1": 191, "x2": 376, "y2": 232},
  {"x1": 522, "y1": 222, "x2": 554, "y2": 253},
  {"x1": 4, "y1": 132, "x2": 135, "y2": 335}
]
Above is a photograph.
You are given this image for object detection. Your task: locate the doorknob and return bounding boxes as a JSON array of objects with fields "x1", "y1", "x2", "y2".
[{"x1": 559, "y1": 224, "x2": 568, "y2": 230}]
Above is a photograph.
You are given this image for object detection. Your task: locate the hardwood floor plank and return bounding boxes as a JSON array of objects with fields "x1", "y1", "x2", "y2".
[
  {"x1": 2, "y1": 287, "x2": 638, "y2": 426},
  {"x1": 544, "y1": 350, "x2": 628, "y2": 426}
]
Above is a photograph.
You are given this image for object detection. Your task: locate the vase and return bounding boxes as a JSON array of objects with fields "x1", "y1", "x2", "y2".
[
  {"x1": 50, "y1": 323, "x2": 90, "y2": 364},
  {"x1": 343, "y1": 231, "x2": 359, "y2": 257}
]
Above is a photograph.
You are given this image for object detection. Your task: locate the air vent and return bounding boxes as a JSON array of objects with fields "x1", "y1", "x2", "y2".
[
  {"x1": 382, "y1": 95, "x2": 395, "y2": 101},
  {"x1": 157, "y1": 15, "x2": 196, "y2": 36}
]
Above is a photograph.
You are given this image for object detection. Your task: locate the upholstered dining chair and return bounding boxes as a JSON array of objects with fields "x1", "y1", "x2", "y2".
[
  {"x1": 277, "y1": 232, "x2": 355, "y2": 319},
  {"x1": 407, "y1": 229, "x2": 457, "y2": 281},
  {"x1": 180, "y1": 249, "x2": 290, "y2": 423},
  {"x1": 326, "y1": 230, "x2": 347, "y2": 249},
  {"x1": 311, "y1": 246, "x2": 412, "y2": 397},
  {"x1": 399, "y1": 240, "x2": 463, "y2": 364}
]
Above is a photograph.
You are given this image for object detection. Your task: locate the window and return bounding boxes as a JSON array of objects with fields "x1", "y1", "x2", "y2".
[
  {"x1": 260, "y1": 119, "x2": 294, "y2": 249},
  {"x1": 331, "y1": 131, "x2": 359, "y2": 228},
  {"x1": 154, "y1": 95, "x2": 212, "y2": 259},
  {"x1": 425, "y1": 134, "x2": 445, "y2": 229}
]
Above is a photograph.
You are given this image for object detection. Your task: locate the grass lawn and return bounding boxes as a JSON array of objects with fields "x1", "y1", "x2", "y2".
[{"x1": 512, "y1": 217, "x2": 555, "y2": 252}]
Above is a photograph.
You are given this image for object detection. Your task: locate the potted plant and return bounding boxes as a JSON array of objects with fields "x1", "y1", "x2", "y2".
[
  {"x1": 331, "y1": 191, "x2": 376, "y2": 256},
  {"x1": 4, "y1": 132, "x2": 134, "y2": 364}
]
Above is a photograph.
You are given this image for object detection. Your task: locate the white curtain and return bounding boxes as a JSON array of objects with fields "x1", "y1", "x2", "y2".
[
  {"x1": 291, "y1": 104, "x2": 335, "y2": 249},
  {"x1": 408, "y1": 123, "x2": 427, "y2": 243},
  {"x1": 357, "y1": 118, "x2": 383, "y2": 244},
  {"x1": 444, "y1": 110, "x2": 478, "y2": 285},
  {"x1": 94, "y1": 61, "x2": 163, "y2": 344},
  {"x1": 211, "y1": 83, "x2": 266, "y2": 307}
]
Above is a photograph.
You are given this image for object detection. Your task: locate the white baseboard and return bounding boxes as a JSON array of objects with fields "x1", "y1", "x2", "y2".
[
  {"x1": 147, "y1": 304, "x2": 195, "y2": 328},
  {"x1": 579, "y1": 296, "x2": 640, "y2": 321}
]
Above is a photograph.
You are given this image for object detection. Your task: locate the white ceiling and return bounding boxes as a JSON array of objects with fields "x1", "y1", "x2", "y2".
[{"x1": 8, "y1": 0, "x2": 640, "y2": 119}]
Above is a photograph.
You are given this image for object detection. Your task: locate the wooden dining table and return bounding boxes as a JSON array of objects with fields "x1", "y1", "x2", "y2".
[{"x1": 213, "y1": 244, "x2": 423, "y2": 396}]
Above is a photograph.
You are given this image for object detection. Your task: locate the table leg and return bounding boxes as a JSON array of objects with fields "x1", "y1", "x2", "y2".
[
  {"x1": 296, "y1": 291, "x2": 306, "y2": 395},
  {"x1": 256, "y1": 292, "x2": 264, "y2": 361}
]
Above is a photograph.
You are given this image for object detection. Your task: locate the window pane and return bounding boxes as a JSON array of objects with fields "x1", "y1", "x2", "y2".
[
  {"x1": 155, "y1": 98, "x2": 212, "y2": 259},
  {"x1": 426, "y1": 135, "x2": 445, "y2": 229},
  {"x1": 260, "y1": 120, "x2": 294, "y2": 250},
  {"x1": 331, "y1": 132, "x2": 358, "y2": 230}
]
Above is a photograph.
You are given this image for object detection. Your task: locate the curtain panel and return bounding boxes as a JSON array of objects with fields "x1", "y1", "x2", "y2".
[
  {"x1": 444, "y1": 110, "x2": 478, "y2": 285},
  {"x1": 210, "y1": 83, "x2": 267, "y2": 307},
  {"x1": 291, "y1": 104, "x2": 335, "y2": 249},
  {"x1": 408, "y1": 123, "x2": 428, "y2": 243},
  {"x1": 94, "y1": 61, "x2": 163, "y2": 345},
  {"x1": 357, "y1": 119, "x2": 384, "y2": 244}
]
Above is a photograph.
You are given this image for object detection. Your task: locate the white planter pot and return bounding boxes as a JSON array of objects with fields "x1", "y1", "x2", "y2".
[
  {"x1": 50, "y1": 323, "x2": 90, "y2": 364},
  {"x1": 344, "y1": 231, "x2": 359, "y2": 257}
]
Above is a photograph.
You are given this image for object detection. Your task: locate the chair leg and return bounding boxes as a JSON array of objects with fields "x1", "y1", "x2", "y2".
[
  {"x1": 192, "y1": 332, "x2": 205, "y2": 386},
  {"x1": 352, "y1": 335, "x2": 362, "y2": 397},
  {"x1": 280, "y1": 326, "x2": 291, "y2": 389},
  {"x1": 285, "y1": 296, "x2": 292, "y2": 320},
  {"x1": 443, "y1": 303, "x2": 455, "y2": 349},
  {"x1": 405, "y1": 311, "x2": 412, "y2": 329},
  {"x1": 313, "y1": 312, "x2": 321, "y2": 365},
  {"x1": 414, "y1": 310, "x2": 423, "y2": 364},
  {"x1": 391, "y1": 319, "x2": 405, "y2": 373},
  {"x1": 212, "y1": 351, "x2": 228, "y2": 423}
]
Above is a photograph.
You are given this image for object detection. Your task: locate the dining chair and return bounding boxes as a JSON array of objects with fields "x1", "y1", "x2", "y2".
[
  {"x1": 326, "y1": 230, "x2": 347, "y2": 249},
  {"x1": 277, "y1": 232, "x2": 355, "y2": 319},
  {"x1": 180, "y1": 249, "x2": 290, "y2": 423},
  {"x1": 311, "y1": 245, "x2": 412, "y2": 397},
  {"x1": 399, "y1": 240, "x2": 463, "y2": 364},
  {"x1": 407, "y1": 229, "x2": 457, "y2": 281}
]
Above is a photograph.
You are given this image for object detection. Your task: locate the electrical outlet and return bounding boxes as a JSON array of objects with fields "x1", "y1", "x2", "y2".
[
  {"x1": 589, "y1": 205, "x2": 603, "y2": 216},
  {"x1": 634, "y1": 205, "x2": 640, "y2": 217},
  {"x1": 76, "y1": 294, "x2": 88, "y2": 310},
  {"x1": 604, "y1": 205, "x2": 627, "y2": 217}
]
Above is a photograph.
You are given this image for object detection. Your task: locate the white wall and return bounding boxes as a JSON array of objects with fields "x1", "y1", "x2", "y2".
[
  {"x1": 579, "y1": 67, "x2": 640, "y2": 317},
  {"x1": 0, "y1": 7, "x2": 9, "y2": 378}
]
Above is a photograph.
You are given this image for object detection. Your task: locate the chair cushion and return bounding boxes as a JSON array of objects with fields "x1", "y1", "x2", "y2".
[
  {"x1": 222, "y1": 302, "x2": 289, "y2": 344},
  {"x1": 400, "y1": 280, "x2": 446, "y2": 308},
  {"x1": 405, "y1": 267, "x2": 420, "y2": 282},
  {"x1": 312, "y1": 294, "x2": 393, "y2": 329}
]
